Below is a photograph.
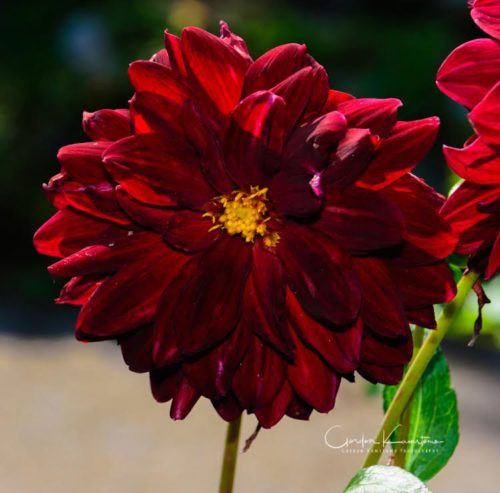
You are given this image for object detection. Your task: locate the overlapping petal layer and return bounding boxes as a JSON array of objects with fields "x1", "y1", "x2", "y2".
[{"x1": 35, "y1": 22, "x2": 456, "y2": 426}]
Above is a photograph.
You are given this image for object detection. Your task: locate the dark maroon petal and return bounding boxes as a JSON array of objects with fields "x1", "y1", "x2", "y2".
[
  {"x1": 358, "y1": 363, "x2": 404, "y2": 385},
  {"x1": 219, "y1": 21, "x2": 252, "y2": 62},
  {"x1": 55, "y1": 276, "x2": 104, "y2": 305},
  {"x1": 164, "y1": 238, "x2": 251, "y2": 355},
  {"x1": 128, "y1": 60, "x2": 191, "y2": 103},
  {"x1": 48, "y1": 232, "x2": 159, "y2": 278},
  {"x1": 76, "y1": 243, "x2": 186, "y2": 337},
  {"x1": 406, "y1": 307, "x2": 437, "y2": 329},
  {"x1": 182, "y1": 27, "x2": 249, "y2": 115},
  {"x1": 436, "y1": 38, "x2": 500, "y2": 109},
  {"x1": 103, "y1": 134, "x2": 214, "y2": 208},
  {"x1": 243, "y1": 44, "x2": 309, "y2": 95},
  {"x1": 233, "y1": 338, "x2": 286, "y2": 410},
  {"x1": 181, "y1": 102, "x2": 233, "y2": 194},
  {"x1": 322, "y1": 129, "x2": 380, "y2": 188},
  {"x1": 43, "y1": 176, "x2": 130, "y2": 226},
  {"x1": 243, "y1": 246, "x2": 294, "y2": 357},
  {"x1": 270, "y1": 67, "x2": 316, "y2": 133},
  {"x1": 224, "y1": 91, "x2": 286, "y2": 188},
  {"x1": 184, "y1": 325, "x2": 250, "y2": 399},
  {"x1": 354, "y1": 257, "x2": 409, "y2": 338},
  {"x1": 82, "y1": 109, "x2": 130, "y2": 141},
  {"x1": 170, "y1": 378, "x2": 201, "y2": 419},
  {"x1": 130, "y1": 91, "x2": 184, "y2": 137},
  {"x1": 323, "y1": 89, "x2": 354, "y2": 112},
  {"x1": 164, "y1": 30, "x2": 187, "y2": 75},
  {"x1": 57, "y1": 142, "x2": 109, "y2": 184},
  {"x1": 485, "y1": 232, "x2": 500, "y2": 279},
  {"x1": 150, "y1": 366, "x2": 181, "y2": 402},
  {"x1": 286, "y1": 397, "x2": 313, "y2": 421},
  {"x1": 115, "y1": 186, "x2": 173, "y2": 232},
  {"x1": 150, "y1": 48, "x2": 170, "y2": 66},
  {"x1": 315, "y1": 186, "x2": 404, "y2": 252},
  {"x1": 255, "y1": 382, "x2": 293, "y2": 428},
  {"x1": 361, "y1": 329, "x2": 413, "y2": 367},
  {"x1": 34, "y1": 208, "x2": 130, "y2": 258},
  {"x1": 471, "y1": 0, "x2": 500, "y2": 40},
  {"x1": 469, "y1": 81, "x2": 500, "y2": 147},
  {"x1": 389, "y1": 261, "x2": 456, "y2": 310},
  {"x1": 164, "y1": 210, "x2": 220, "y2": 253},
  {"x1": 279, "y1": 224, "x2": 361, "y2": 326},
  {"x1": 382, "y1": 174, "x2": 457, "y2": 258},
  {"x1": 119, "y1": 325, "x2": 155, "y2": 373},
  {"x1": 337, "y1": 98, "x2": 402, "y2": 137},
  {"x1": 357, "y1": 117, "x2": 439, "y2": 190},
  {"x1": 441, "y1": 182, "x2": 500, "y2": 248},
  {"x1": 213, "y1": 393, "x2": 243, "y2": 422},
  {"x1": 287, "y1": 289, "x2": 361, "y2": 374},
  {"x1": 444, "y1": 137, "x2": 500, "y2": 185},
  {"x1": 288, "y1": 330, "x2": 340, "y2": 413}
]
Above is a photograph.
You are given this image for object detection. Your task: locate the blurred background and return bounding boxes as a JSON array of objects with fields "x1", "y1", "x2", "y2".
[{"x1": 0, "y1": 0, "x2": 498, "y2": 491}]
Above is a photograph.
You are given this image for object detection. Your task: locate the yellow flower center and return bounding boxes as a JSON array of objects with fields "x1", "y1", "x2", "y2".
[{"x1": 204, "y1": 186, "x2": 279, "y2": 247}]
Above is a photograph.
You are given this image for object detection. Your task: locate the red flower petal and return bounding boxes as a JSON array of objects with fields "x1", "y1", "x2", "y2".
[
  {"x1": 233, "y1": 338, "x2": 286, "y2": 410},
  {"x1": 219, "y1": 21, "x2": 252, "y2": 62},
  {"x1": 358, "y1": 363, "x2": 404, "y2": 385},
  {"x1": 48, "y1": 231, "x2": 159, "y2": 278},
  {"x1": 361, "y1": 329, "x2": 413, "y2": 367},
  {"x1": 181, "y1": 27, "x2": 249, "y2": 115},
  {"x1": 471, "y1": 0, "x2": 500, "y2": 40},
  {"x1": 436, "y1": 38, "x2": 500, "y2": 109},
  {"x1": 485, "y1": 232, "x2": 500, "y2": 279},
  {"x1": 103, "y1": 134, "x2": 214, "y2": 208},
  {"x1": 255, "y1": 382, "x2": 293, "y2": 428},
  {"x1": 164, "y1": 30, "x2": 187, "y2": 75},
  {"x1": 247, "y1": 243, "x2": 294, "y2": 357},
  {"x1": 164, "y1": 210, "x2": 220, "y2": 253},
  {"x1": 119, "y1": 325, "x2": 155, "y2": 373},
  {"x1": 57, "y1": 142, "x2": 109, "y2": 184},
  {"x1": 181, "y1": 102, "x2": 233, "y2": 194},
  {"x1": 287, "y1": 289, "x2": 362, "y2": 374},
  {"x1": 224, "y1": 91, "x2": 286, "y2": 188},
  {"x1": 163, "y1": 238, "x2": 251, "y2": 355},
  {"x1": 354, "y1": 257, "x2": 409, "y2": 338},
  {"x1": 469, "y1": 80, "x2": 500, "y2": 147},
  {"x1": 76, "y1": 242, "x2": 185, "y2": 337},
  {"x1": 56, "y1": 276, "x2": 104, "y2": 305},
  {"x1": 82, "y1": 109, "x2": 130, "y2": 141},
  {"x1": 288, "y1": 330, "x2": 340, "y2": 413},
  {"x1": 279, "y1": 224, "x2": 361, "y2": 326},
  {"x1": 322, "y1": 129, "x2": 379, "y2": 188},
  {"x1": 34, "y1": 208, "x2": 129, "y2": 258},
  {"x1": 170, "y1": 378, "x2": 201, "y2": 420},
  {"x1": 338, "y1": 98, "x2": 402, "y2": 137},
  {"x1": 382, "y1": 174, "x2": 457, "y2": 258},
  {"x1": 444, "y1": 138, "x2": 500, "y2": 184},
  {"x1": 315, "y1": 186, "x2": 404, "y2": 252},
  {"x1": 243, "y1": 43, "x2": 309, "y2": 95},
  {"x1": 357, "y1": 117, "x2": 439, "y2": 190}
]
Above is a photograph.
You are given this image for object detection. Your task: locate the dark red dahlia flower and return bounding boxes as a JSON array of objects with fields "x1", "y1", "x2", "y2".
[
  {"x1": 35, "y1": 22, "x2": 456, "y2": 427},
  {"x1": 438, "y1": 2, "x2": 500, "y2": 278}
]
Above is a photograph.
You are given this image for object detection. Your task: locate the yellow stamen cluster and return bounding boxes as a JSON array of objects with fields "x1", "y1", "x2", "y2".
[{"x1": 204, "y1": 187, "x2": 279, "y2": 247}]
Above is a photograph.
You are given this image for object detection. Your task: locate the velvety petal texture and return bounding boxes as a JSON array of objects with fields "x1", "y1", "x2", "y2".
[
  {"x1": 438, "y1": 2, "x2": 500, "y2": 280},
  {"x1": 35, "y1": 23, "x2": 456, "y2": 427}
]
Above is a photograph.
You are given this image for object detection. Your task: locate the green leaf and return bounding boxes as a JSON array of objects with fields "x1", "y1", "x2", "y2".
[
  {"x1": 344, "y1": 465, "x2": 431, "y2": 493},
  {"x1": 383, "y1": 348, "x2": 459, "y2": 481}
]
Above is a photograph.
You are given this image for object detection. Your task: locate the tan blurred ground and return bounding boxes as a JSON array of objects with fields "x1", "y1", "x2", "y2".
[{"x1": 0, "y1": 335, "x2": 498, "y2": 493}]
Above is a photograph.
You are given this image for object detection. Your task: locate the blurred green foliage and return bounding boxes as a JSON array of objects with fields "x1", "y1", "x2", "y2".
[{"x1": 0, "y1": 0, "x2": 493, "y2": 341}]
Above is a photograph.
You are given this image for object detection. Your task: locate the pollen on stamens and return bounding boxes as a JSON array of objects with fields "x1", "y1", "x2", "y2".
[{"x1": 204, "y1": 186, "x2": 280, "y2": 246}]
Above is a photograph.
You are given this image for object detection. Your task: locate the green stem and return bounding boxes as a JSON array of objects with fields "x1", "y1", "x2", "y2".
[
  {"x1": 393, "y1": 326, "x2": 424, "y2": 467},
  {"x1": 219, "y1": 415, "x2": 242, "y2": 493},
  {"x1": 363, "y1": 271, "x2": 479, "y2": 468}
]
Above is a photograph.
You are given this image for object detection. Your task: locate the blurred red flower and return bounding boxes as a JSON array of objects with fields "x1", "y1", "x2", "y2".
[
  {"x1": 439, "y1": 1, "x2": 500, "y2": 278},
  {"x1": 35, "y1": 23, "x2": 456, "y2": 427}
]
